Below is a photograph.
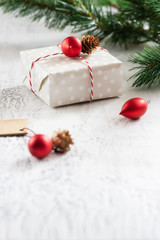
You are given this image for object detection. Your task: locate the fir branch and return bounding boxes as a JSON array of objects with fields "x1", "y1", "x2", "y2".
[
  {"x1": 129, "y1": 45, "x2": 160, "y2": 87},
  {"x1": 0, "y1": 0, "x2": 99, "y2": 30},
  {"x1": 0, "y1": 0, "x2": 160, "y2": 46},
  {"x1": 1, "y1": 0, "x2": 160, "y2": 88}
]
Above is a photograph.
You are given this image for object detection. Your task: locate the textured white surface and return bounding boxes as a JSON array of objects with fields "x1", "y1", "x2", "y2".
[{"x1": 0, "y1": 9, "x2": 160, "y2": 240}]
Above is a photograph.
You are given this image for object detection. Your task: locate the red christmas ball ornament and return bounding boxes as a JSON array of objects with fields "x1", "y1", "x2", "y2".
[
  {"x1": 120, "y1": 98, "x2": 149, "y2": 119},
  {"x1": 20, "y1": 128, "x2": 53, "y2": 159},
  {"x1": 28, "y1": 134, "x2": 53, "y2": 159},
  {"x1": 61, "y1": 36, "x2": 82, "y2": 57}
]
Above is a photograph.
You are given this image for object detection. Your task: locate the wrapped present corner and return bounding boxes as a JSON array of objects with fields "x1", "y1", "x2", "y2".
[{"x1": 20, "y1": 46, "x2": 123, "y2": 107}]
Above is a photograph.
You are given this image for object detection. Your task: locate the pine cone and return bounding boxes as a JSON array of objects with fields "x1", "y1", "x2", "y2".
[
  {"x1": 81, "y1": 35, "x2": 99, "y2": 54},
  {"x1": 52, "y1": 130, "x2": 73, "y2": 152}
]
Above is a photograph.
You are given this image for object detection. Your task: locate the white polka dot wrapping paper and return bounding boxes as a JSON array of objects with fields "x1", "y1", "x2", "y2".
[{"x1": 20, "y1": 46, "x2": 123, "y2": 107}]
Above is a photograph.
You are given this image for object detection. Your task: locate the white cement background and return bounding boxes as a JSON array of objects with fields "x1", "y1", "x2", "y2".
[{"x1": 0, "y1": 9, "x2": 160, "y2": 240}]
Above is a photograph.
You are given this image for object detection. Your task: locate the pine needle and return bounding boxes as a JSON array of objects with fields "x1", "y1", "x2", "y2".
[{"x1": 129, "y1": 44, "x2": 160, "y2": 87}]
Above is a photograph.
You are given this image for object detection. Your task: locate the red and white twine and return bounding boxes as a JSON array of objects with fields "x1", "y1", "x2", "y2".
[
  {"x1": 28, "y1": 46, "x2": 108, "y2": 102},
  {"x1": 78, "y1": 56, "x2": 94, "y2": 102},
  {"x1": 29, "y1": 52, "x2": 63, "y2": 94}
]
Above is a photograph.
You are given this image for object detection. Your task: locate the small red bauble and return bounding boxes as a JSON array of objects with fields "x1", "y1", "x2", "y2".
[
  {"x1": 120, "y1": 98, "x2": 148, "y2": 119},
  {"x1": 61, "y1": 36, "x2": 82, "y2": 57},
  {"x1": 28, "y1": 134, "x2": 53, "y2": 159}
]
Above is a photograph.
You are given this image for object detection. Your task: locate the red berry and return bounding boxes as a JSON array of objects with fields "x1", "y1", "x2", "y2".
[
  {"x1": 61, "y1": 36, "x2": 82, "y2": 57},
  {"x1": 28, "y1": 134, "x2": 53, "y2": 159}
]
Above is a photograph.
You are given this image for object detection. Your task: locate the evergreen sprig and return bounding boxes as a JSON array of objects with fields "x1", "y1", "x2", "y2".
[
  {"x1": 1, "y1": 0, "x2": 160, "y2": 87},
  {"x1": 129, "y1": 44, "x2": 160, "y2": 87}
]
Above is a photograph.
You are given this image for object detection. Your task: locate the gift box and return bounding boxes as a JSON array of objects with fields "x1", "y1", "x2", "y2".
[{"x1": 20, "y1": 45, "x2": 123, "y2": 107}]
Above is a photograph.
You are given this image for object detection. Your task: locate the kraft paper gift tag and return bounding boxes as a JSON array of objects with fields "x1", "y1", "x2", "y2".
[{"x1": 0, "y1": 119, "x2": 28, "y2": 136}]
